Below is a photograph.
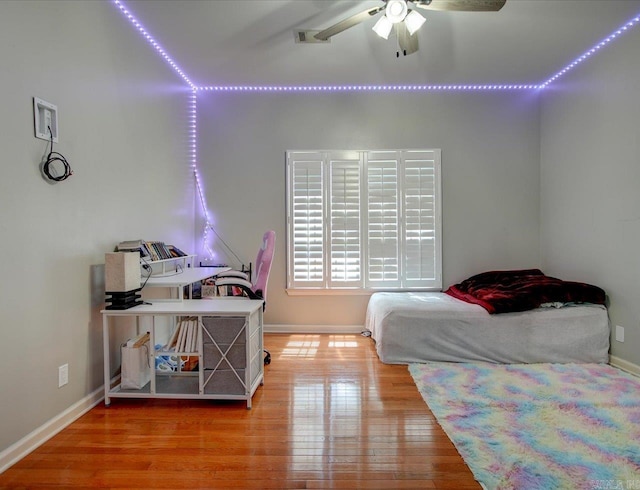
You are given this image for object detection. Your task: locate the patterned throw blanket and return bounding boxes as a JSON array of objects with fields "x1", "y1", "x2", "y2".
[{"x1": 445, "y1": 269, "x2": 606, "y2": 314}]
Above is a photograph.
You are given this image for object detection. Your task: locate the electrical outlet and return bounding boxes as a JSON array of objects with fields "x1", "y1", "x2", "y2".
[
  {"x1": 615, "y1": 325, "x2": 625, "y2": 343},
  {"x1": 58, "y1": 363, "x2": 69, "y2": 387},
  {"x1": 44, "y1": 109, "x2": 52, "y2": 134},
  {"x1": 33, "y1": 97, "x2": 58, "y2": 142}
]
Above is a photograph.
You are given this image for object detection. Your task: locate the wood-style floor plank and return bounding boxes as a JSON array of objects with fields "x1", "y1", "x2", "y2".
[{"x1": 0, "y1": 333, "x2": 480, "y2": 489}]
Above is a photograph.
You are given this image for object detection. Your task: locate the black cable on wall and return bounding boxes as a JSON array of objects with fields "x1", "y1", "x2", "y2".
[{"x1": 42, "y1": 126, "x2": 72, "y2": 182}]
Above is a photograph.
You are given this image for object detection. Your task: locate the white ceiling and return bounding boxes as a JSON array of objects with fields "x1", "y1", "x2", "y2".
[{"x1": 124, "y1": 0, "x2": 640, "y2": 87}]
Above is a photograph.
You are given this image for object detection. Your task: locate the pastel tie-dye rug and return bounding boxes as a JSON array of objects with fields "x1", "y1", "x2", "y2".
[{"x1": 408, "y1": 362, "x2": 640, "y2": 490}]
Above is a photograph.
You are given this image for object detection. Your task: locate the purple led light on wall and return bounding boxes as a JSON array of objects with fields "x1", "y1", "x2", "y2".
[
  {"x1": 541, "y1": 13, "x2": 640, "y2": 87},
  {"x1": 189, "y1": 92, "x2": 216, "y2": 258},
  {"x1": 197, "y1": 84, "x2": 541, "y2": 92},
  {"x1": 112, "y1": 0, "x2": 195, "y2": 89},
  {"x1": 112, "y1": 0, "x2": 640, "y2": 94},
  {"x1": 114, "y1": 0, "x2": 215, "y2": 256}
]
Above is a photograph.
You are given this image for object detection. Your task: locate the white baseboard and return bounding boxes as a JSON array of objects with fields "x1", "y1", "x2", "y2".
[
  {"x1": 264, "y1": 324, "x2": 365, "y2": 334},
  {"x1": 609, "y1": 355, "x2": 640, "y2": 377},
  {"x1": 0, "y1": 387, "x2": 104, "y2": 474}
]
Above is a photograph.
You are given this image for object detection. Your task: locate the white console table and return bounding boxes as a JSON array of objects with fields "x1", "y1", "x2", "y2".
[{"x1": 102, "y1": 299, "x2": 264, "y2": 408}]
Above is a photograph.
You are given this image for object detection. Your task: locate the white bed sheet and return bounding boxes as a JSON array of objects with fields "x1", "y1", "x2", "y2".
[{"x1": 365, "y1": 292, "x2": 610, "y2": 364}]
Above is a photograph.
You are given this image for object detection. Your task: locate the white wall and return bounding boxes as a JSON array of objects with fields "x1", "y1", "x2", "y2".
[
  {"x1": 0, "y1": 1, "x2": 194, "y2": 453},
  {"x1": 197, "y1": 90, "x2": 541, "y2": 326},
  {"x1": 540, "y1": 28, "x2": 640, "y2": 365}
]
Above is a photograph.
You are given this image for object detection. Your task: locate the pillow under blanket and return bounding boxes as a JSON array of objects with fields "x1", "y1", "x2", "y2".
[{"x1": 445, "y1": 268, "x2": 606, "y2": 314}]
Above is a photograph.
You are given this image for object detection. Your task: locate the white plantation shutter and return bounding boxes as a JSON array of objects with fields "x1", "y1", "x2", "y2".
[
  {"x1": 366, "y1": 153, "x2": 400, "y2": 287},
  {"x1": 287, "y1": 149, "x2": 441, "y2": 291},
  {"x1": 402, "y1": 150, "x2": 440, "y2": 288},
  {"x1": 288, "y1": 154, "x2": 324, "y2": 287},
  {"x1": 329, "y1": 155, "x2": 362, "y2": 287}
]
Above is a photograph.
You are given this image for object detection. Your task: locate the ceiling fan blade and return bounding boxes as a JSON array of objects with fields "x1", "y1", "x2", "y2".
[
  {"x1": 314, "y1": 5, "x2": 385, "y2": 41},
  {"x1": 395, "y1": 22, "x2": 419, "y2": 56},
  {"x1": 414, "y1": 0, "x2": 506, "y2": 12}
]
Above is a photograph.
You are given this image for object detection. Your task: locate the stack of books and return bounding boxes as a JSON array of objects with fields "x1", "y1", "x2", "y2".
[
  {"x1": 165, "y1": 317, "x2": 200, "y2": 354},
  {"x1": 116, "y1": 240, "x2": 188, "y2": 261}
]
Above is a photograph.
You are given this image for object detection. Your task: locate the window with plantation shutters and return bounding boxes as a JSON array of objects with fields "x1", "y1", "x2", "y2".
[{"x1": 286, "y1": 149, "x2": 441, "y2": 292}]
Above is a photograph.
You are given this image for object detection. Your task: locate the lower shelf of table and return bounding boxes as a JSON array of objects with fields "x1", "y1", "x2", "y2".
[{"x1": 105, "y1": 373, "x2": 263, "y2": 408}]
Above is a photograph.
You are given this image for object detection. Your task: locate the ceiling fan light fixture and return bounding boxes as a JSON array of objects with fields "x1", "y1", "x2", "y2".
[
  {"x1": 385, "y1": 0, "x2": 408, "y2": 23},
  {"x1": 372, "y1": 15, "x2": 394, "y2": 39},
  {"x1": 405, "y1": 9, "x2": 426, "y2": 35}
]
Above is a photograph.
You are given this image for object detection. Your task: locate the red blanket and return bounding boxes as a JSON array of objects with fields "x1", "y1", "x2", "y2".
[{"x1": 445, "y1": 269, "x2": 606, "y2": 314}]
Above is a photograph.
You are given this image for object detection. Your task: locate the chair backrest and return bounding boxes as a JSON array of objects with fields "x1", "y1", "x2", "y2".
[{"x1": 252, "y1": 231, "x2": 276, "y2": 304}]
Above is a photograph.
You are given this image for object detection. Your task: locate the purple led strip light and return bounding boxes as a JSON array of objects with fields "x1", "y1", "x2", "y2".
[
  {"x1": 113, "y1": 0, "x2": 215, "y2": 255},
  {"x1": 196, "y1": 10, "x2": 640, "y2": 92},
  {"x1": 113, "y1": 0, "x2": 194, "y2": 89},
  {"x1": 112, "y1": 0, "x2": 640, "y2": 94},
  {"x1": 198, "y1": 84, "x2": 539, "y2": 91},
  {"x1": 541, "y1": 13, "x2": 640, "y2": 87},
  {"x1": 112, "y1": 0, "x2": 640, "y2": 256},
  {"x1": 189, "y1": 92, "x2": 216, "y2": 258}
]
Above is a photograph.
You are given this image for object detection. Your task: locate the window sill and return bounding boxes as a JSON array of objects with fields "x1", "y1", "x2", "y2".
[{"x1": 286, "y1": 288, "x2": 441, "y2": 296}]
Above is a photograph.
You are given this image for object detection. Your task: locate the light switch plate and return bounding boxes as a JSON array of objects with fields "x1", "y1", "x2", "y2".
[
  {"x1": 615, "y1": 325, "x2": 625, "y2": 342},
  {"x1": 34, "y1": 97, "x2": 59, "y2": 143}
]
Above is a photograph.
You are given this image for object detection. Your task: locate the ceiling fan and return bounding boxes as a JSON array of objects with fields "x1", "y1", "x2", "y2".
[{"x1": 312, "y1": 0, "x2": 506, "y2": 57}]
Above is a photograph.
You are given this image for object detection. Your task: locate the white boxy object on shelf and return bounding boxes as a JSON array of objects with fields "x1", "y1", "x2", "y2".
[
  {"x1": 105, "y1": 252, "x2": 141, "y2": 292},
  {"x1": 115, "y1": 240, "x2": 194, "y2": 277},
  {"x1": 143, "y1": 255, "x2": 196, "y2": 277}
]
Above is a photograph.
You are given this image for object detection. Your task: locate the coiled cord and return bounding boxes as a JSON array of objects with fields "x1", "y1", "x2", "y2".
[{"x1": 43, "y1": 126, "x2": 72, "y2": 182}]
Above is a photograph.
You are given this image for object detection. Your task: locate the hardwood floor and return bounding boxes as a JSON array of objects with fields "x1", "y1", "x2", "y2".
[{"x1": 0, "y1": 334, "x2": 480, "y2": 489}]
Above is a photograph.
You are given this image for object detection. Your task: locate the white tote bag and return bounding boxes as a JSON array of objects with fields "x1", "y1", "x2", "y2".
[{"x1": 121, "y1": 341, "x2": 151, "y2": 390}]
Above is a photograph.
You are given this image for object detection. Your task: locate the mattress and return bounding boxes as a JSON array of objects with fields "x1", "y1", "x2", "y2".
[{"x1": 365, "y1": 292, "x2": 610, "y2": 364}]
